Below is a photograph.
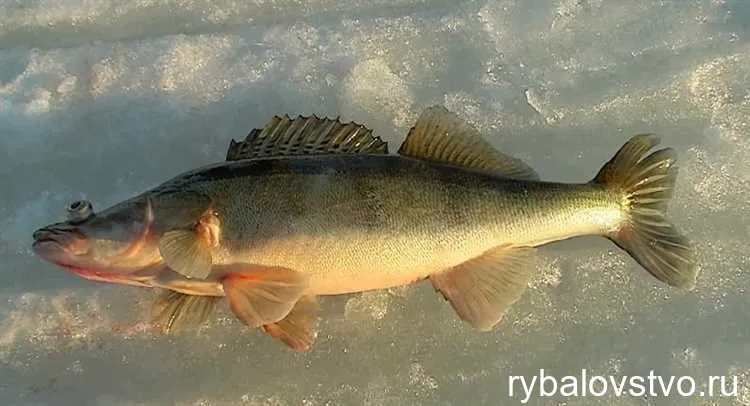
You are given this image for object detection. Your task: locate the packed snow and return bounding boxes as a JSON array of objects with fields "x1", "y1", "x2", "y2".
[{"x1": 1, "y1": 0, "x2": 749, "y2": 405}]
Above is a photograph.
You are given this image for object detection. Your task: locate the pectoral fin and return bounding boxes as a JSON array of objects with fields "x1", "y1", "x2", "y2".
[
  {"x1": 158, "y1": 230, "x2": 213, "y2": 279},
  {"x1": 430, "y1": 245, "x2": 535, "y2": 331},
  {"x1": 262, "y1": 295, "x2": 318, "y2": 352},
  {"x1": 222, "y1": 265, "x2": 307, "y2": 327},
  {"x1": 158, "y1": 211, "x2": 221, "y2": 279}
]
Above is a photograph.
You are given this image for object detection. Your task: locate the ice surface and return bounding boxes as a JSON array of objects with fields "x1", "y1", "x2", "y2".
[{"x1": 1, "y1": 0, "x2": 749, "y2": 405}]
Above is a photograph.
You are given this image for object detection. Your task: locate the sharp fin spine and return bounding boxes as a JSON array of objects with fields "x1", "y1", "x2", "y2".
[{"x1": 226, "y1": 115, "x2": 388, "y2": 160}]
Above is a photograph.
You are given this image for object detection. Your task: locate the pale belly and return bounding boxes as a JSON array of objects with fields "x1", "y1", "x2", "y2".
[
  {"x1": 212, "y1": 228, "x2": 503, "y2": 296},
  {"x1": 204, "y1": 205, "x2": 622, "y2": 295}
]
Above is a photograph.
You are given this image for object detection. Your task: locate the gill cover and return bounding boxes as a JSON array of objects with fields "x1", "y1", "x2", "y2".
[
  {"x1": 103, "y1": 197, "x2": 155, "y2": 262},
  {"x1": 63, "y1": 196, "x2": 155, "y2": 263}
]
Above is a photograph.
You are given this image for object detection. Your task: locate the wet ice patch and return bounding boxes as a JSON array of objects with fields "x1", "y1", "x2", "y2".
[
  {"x1": 344, "y1": 290, "x2": 391, "y2": 322},
  {"x1": 0, "y1": 290, "x2": 137, "y2": 361},
  {"x1": 528, "y1": 254, "x2": 563, "y2": 289}
]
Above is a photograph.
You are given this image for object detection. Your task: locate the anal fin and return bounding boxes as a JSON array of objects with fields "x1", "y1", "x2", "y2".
[
  {"x1": 430, "y1": 245, "x2": 535, "y2": 331},
  {"x1": 222, "y1": 265, "x2": 307, "y2": 327},
  {"x1": 262, "y1": 295, "x2": 318, "y2": 352}
]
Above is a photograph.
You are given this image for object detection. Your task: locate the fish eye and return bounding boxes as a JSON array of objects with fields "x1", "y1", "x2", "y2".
[{"x1": 67, "y1": 200, "x2": 94, "y2": 222}]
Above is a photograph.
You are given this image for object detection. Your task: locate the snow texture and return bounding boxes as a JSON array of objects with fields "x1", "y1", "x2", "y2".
[{"x1": 1, "y1": 0, "x2": 749, "y2": 405}]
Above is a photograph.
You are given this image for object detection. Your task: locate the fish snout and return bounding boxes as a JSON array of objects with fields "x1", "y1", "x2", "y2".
[
  {"x1": 32, "y1": 227, "x2": 55, "y2": 242},
  {"x1": 32, "y1": 225, "x2": 90, "y2": 258}
]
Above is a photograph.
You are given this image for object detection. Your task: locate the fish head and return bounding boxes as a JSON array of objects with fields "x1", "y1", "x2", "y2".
[{"x1": 32, "y1": 197, "x2": 162, "y2": 283}]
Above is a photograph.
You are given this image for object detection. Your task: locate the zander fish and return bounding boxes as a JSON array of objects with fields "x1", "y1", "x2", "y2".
[{"x1": 32, "y1": 106, "x2": 697, "y2": 351}]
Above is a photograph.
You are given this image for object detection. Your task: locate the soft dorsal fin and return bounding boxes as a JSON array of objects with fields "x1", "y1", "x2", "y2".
[
  {"x1": 398, "y1": 106, "x2": 539, "y2": 181},
  {"x1": 226, "y1": 115, "x2": 388, "y2": 161}
]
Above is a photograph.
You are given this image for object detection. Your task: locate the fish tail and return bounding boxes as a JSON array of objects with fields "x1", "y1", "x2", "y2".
[{"x1": 592, "y1": 134, "x2": 697, "y2": 289}]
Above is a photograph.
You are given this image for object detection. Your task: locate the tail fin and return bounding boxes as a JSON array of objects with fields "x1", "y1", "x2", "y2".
[{"x1": 593, "y1": 134, "x2": 697, "y2": 290}]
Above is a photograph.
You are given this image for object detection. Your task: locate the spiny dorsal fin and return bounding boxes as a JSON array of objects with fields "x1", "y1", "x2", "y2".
[
  {"x1": 226, "y1": 115, "x2": 388, "y2": 161},
  {"x1": 398, "y1": 106, "x2": 539, "y2": 181}
]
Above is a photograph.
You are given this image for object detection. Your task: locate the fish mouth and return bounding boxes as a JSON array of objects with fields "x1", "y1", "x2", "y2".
[{"x1": 32, "y1": 227, "x2": 88, "y2": 258}]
